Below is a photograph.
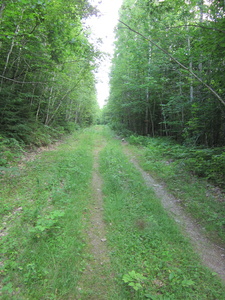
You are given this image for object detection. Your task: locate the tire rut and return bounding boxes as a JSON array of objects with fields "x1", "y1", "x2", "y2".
[
  {"x1": 123, "y1": 145, "x2": 225, "y2": 283},
  {"x1": 77, "y1": 140, "x2": 115, "y2": 299}
]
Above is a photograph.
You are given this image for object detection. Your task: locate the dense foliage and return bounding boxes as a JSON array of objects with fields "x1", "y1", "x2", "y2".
[
  {"x1": 106, "y1": 0, "x2": 225, "y2": 147},
  {"x1": 0, "y1": 0, "x2": 99, "y2": 148}
]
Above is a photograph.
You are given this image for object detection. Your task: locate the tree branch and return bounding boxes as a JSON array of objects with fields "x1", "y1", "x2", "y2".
[
  {"x1": 166, "y1": 24, "x2": 225, "y2": 34},
  {"x1": 118, "y1": 20, "x2": 225, "y2": 107},
  {"x1": 0, "y1": 75, "x2": 52, "y2": 84}
]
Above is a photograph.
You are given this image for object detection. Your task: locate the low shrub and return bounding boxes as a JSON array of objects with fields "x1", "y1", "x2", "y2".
[{"x1": 144, "y1": 136, "x2": 225, "y2": 189}]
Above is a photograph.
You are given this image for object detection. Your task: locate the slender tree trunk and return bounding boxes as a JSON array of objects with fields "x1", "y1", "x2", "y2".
[
  {"x1": 75, "y1": 104, "x2": 81, "y2": 123},
  {"x1": 145, "y1": 41, "x2": 152, "y2": 136},
  {"x1": 44, "y1": 73, "x2": 55, "y2": 125},
  {"x1": 145, "y1": 88, "x2": 149, "y2": 135},
  {"x1": 13, "y1": 47, "x2": 23, "y2": 80},
  {"x1": 198, "y1": 0, "x2": 204, "y2": 100},
  {"x1": 0, "y1": 24, "x2": 20, "y2": 89},
  {"x1": 0, "y1": 3, "x2": 6, "y2": 20},
  {"x1": 45, "y1": 93, "x2": 53, "y2": 125},
  {"x1": 187, "y1": 35, "x2": 194, "y2": 102},
  {"x1": 36, "y1": 101, "x2": 41, "y2": 122},
  {"x1": 161, "y1": 98, "x2": 168, "y2": 136}
]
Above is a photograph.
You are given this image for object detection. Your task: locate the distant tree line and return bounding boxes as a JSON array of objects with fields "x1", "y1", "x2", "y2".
[{"x1": 106, "y1": 0, "x2": 225, "y2": 147}]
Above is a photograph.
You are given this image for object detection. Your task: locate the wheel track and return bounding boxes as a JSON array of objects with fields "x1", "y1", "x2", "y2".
[{"x1": 123, "y1": 145, "x2": 225, "y2": 283}]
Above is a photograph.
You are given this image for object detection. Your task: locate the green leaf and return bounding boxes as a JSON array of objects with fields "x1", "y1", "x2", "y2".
[{"x1": 181, "y1": 279, "x2": 195, "y2": 287}]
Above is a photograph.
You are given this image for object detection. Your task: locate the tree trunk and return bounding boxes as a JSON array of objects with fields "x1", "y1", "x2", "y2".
[{"x1": 0, "y1": 24, "x2": 20, "y2": 89}]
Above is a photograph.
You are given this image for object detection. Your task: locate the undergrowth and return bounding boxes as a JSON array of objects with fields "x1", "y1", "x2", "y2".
[
  {"x1": 127, "y1": 135, "x2": 225, "y2": 189},
  {"x1": 0, "y1": 123, "x2": 78, "y2": 169},
  {"x1": 99, "y1": 139, "x2": 225, "y2": 299}
]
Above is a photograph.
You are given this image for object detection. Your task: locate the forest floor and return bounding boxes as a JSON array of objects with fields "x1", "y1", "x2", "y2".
[{"x1": 1, "y1": 126, "x2": 225, "y2": 299}]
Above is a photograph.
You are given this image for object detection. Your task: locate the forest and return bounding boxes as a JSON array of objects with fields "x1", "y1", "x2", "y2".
[
  {"x1": 1, "y1": 0, "x2": 225, "y2": 149},
  {"x1": 105, "y1": 0, "x2": 225, "y2": 148},
  {"x1": 0, "y1": 0, "x2": 225, "y2": 181},
  {"x1": 1, "y1": 1, "x2": 225, "y2": 298},
  {"x1": 0, "y1": 0, "x2": 99, "y2": 151}
]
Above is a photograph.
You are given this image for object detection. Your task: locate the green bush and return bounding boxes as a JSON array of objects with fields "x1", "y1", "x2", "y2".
[
  {"x1": 110, "y1": 122, "x2": 133, "y2": 137},
  {"x1": 145, "y1": 136, "x2": 225, "y2": 189},
  {"x1": 0, "y1": 135, "x2": 24, "y2": 166},
  {"x1": 181, "y1": 148, "x2": 225, "y2": 187},
  {"x1": 127, "y1": 135, "x2": 149, "y2": 146}
]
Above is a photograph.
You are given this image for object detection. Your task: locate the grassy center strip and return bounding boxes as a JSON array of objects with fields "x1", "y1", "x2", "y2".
[
  {"x1": 1, "y1": 129, "x2": 94, "y2": 299},
  {"x1": 99, "y1": 139, "x2": 225, "y2": 299},
  {"x1": 76, "y1": 126, "x2": 118, "y2": 299}
]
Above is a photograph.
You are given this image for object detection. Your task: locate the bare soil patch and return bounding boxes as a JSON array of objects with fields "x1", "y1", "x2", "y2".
[{"x1": 123, "y1": 145, "x2": 225, "y2": 283}]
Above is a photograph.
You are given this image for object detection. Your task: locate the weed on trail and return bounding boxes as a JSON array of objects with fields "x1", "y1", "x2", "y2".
[
  {"x1": 100, "y1": 140, "x2": 225, "y2": 299},
  {"x1": 1, "y1": 130, "x2": 94, "y2": 299}
]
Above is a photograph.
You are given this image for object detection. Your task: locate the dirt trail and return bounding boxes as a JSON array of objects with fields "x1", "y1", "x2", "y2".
[
  {"x1": 89, "y1": 144, "x2": 110, "y2": 269},
  {"x1": 78, "y1": 139, "x2": 115, "y2": 299},
  {"x1": 123, "y1": 145, "x2": 225, "y2": 283}
]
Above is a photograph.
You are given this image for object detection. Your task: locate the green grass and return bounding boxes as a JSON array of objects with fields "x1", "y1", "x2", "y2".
[
  {"x1": 1, "y1": 126, "x2": 225, "y2": 299},
  {"x1": 1, "y1": 129, "x2": 94, "y2": 299},
  {"x1": 99, "y1": 138, "x2": 225, "y2": 299}
]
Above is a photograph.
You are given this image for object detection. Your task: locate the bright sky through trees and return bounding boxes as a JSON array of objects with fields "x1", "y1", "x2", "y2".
[{"x1": 86, "y1": 0, "x2": 123, "y2": 108}]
